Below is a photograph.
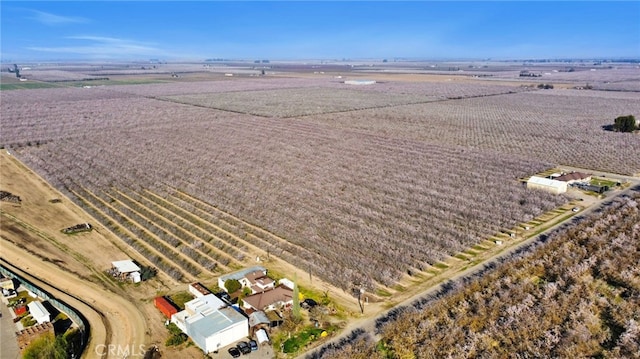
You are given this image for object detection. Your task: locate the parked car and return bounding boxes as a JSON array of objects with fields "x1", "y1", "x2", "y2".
[
  {"x1": 301, "y1": 298, "x2": 318, "y2": 309},
  {"x1": 249, "y1": 339, "x2": 258, "y2": 351},
  {"x1": 572, "y1": 207, "x2": 580, "y2": 212},
  {"x1": 228, "y1": 347, "x2": 241, "y2": 358},
  {"x1": 237, "y1": 341, "x2": 251, "y2": 355}
]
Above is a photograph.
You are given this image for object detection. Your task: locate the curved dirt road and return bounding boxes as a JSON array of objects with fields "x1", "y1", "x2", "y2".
[{"x1": 0, "y1": 240, "x2": 149, "y2": 359}]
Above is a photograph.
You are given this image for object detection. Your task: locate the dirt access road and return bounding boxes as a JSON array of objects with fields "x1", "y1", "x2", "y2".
[{"x1": 299, "y1": 170, "x2": 640, "y2": 358}]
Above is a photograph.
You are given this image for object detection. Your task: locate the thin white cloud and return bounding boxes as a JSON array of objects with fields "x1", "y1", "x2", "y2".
[
  {"x1": 29, "y1": 10, "x2": 89, "y2": 25},
  {"x1": 27, "y1": 36, "x2": 163, "y2": 59}
]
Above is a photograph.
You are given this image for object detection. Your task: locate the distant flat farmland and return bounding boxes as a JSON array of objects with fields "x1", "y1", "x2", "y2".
[
  {"x1": 309, "y1": 89, "x2": 640, "y2": 175},
  {"x1": 2, "y1": 74, "x2": 634, "y2": 292},
  {"x1": 165, "y1": 87, "x2": 435, "y2": 117}
]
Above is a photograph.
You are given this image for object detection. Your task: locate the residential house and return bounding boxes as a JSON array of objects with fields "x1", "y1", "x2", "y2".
[
  {"x1": 218, "y1": 266, "x2": 274, "y2": 294},
  {"x1": 242, "y1": 285, "x2": 293, "y2": 312}
]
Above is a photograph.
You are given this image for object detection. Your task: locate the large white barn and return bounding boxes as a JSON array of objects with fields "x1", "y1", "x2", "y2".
[
  {"x1": 527, "y1": 176, "x2": 568, "y2": 194},
  {"x1": 171, "y1": 294, "x2": 248, "y2": 353}
]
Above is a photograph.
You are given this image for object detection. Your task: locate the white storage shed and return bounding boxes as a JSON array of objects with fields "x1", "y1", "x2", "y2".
[{"x1": 27, "y1": 301, "x2": 50, "y2": 325}]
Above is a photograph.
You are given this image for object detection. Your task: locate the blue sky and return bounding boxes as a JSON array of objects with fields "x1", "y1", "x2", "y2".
[{"x1": 1, "y1": 1, "x2": 639, "y2": 61}]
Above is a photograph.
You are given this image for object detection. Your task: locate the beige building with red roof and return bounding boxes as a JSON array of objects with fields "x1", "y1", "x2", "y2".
[{"x1": 555, "y1": 172, "x2": 591, "y2": 184}]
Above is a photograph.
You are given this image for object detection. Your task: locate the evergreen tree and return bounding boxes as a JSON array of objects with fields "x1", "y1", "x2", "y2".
[
  {"x1": 613, "y1": 115, "x2": 637, "y2": 132},
  {"x1": 292, "y1": 274, "x2": 301, "y2": 321}
]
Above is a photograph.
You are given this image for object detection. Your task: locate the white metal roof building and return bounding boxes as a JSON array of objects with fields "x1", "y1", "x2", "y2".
[
  {"x1": 526, "y1": 176, "x2": 568, "y2": 194},
  {"x1": 27, "y1": 301, "x2": 50, "y2": 325},
  {"x1": 256, "y1": 328, "x2": 269, "y2": 344},
  {"x1": 185, "y1": 294, "x2": 225, "y2": 315},
  {"x1": 171, "y1": 294, "x2": 249, "y2": 353},
  {"x1": 111, "y1": 260, "x2": 140, "y2": 273},
  {"x1": 344, "y1": 80, "x2": 376, "y2": 85},
  {"x1": 186, "y1": 307, "x2": 248, "y2": 354}
]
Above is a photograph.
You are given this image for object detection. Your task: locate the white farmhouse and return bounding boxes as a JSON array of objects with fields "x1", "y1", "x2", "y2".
[{"x1": 218, "y1": 266, "x2": 274, "y2": 294}]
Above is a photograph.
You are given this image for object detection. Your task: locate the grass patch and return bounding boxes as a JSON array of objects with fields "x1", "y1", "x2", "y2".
[
  {"x1": 73, "y1": 79, "x2": 168, "y2": 87},
  {"x1": 169, "y1": 291, "x2": 194, "y2": 310},
  {"x1": 463, "y1": 249, "x2": 478, "y2": 256},
  {"x1": 454, "y1": 253, "x2": 470, "y2": 261},
  {"x1": 433, "y1": 262, "x2": 449, "y2": 269},
  {"x1": 591, "y1": 178, "x2": 618, "y2": 187},
  {"x1": 21, "y1": 315, "x2": 37, "y2": 327},
  {"x1": 0, "y1": 82, "x2": 62, "y2": 91},
  {"x1": 282, "y1": 327, "x2": 327, "y2": 353},
  {"x1": 392, "y1": 284, "x2": 407, "y2": 292},
  {"x1": 376, "y1": 288, "x2": 392, "y2": 297},
  {"x1": 471, "y1": 244, "x2": 488, "y2": 251},
  {"x1": 8, "y1": 291, "x2": 33, "y2": 307}
]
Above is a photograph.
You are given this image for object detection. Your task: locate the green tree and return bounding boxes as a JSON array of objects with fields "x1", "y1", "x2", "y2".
[
  {"x1": 165, "y1": 322, "x2": 187, "y2": 346},
  {"x1": 22, "y1": 333, "x2": 67, "y2": 359},
  {"x1": 613, "y1": 115, "x2": 637, "y2": 133},
  {"x1": 224, "y1": 279, "x2": 241, "y2": 293}
]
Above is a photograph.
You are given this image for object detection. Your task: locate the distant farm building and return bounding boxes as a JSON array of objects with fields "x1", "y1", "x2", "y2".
[
  {"x1": 154, "y1": 296, "x2": 179, "y2": 319},
  {"x1": 575, "y1": 183, "x2": 609, "y2": 194},
  {"x1": 171, "y1": 293, "x2": 248, "y2": 354},
  {"x1": 110, "y1": 260, "x2": 141, "y2": 283},
  {"x1": 27, "y1": 301, "x2": 51, "y2": 325},
  {"x1": 344, "y1": 80, "x2": 376, "y2": 85},
  {"x1": 526, "y1": 176, "x2": 568, "y2": 194},
  {"x1": 555, "y1": 172, "x2": 592, "y2": 184}
]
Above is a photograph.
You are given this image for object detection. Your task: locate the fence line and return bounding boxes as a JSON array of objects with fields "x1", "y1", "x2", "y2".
[{"x1": 0, "y1": 261, "x2": 90, "y2": 358}]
